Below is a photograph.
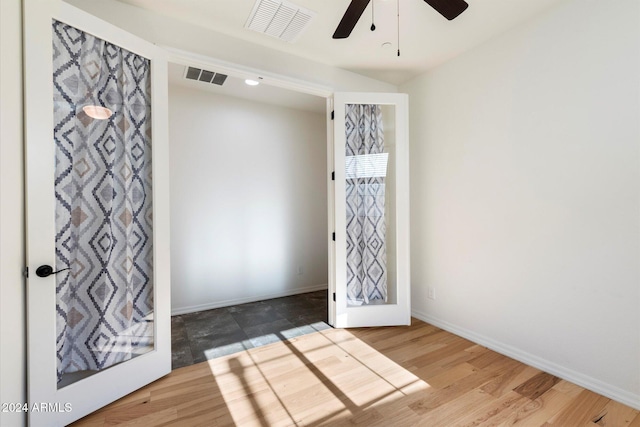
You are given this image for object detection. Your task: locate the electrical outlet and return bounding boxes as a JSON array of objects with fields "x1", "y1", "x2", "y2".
[{"x1": 428, "y1": 287, "x2": 436, "y2": 300}]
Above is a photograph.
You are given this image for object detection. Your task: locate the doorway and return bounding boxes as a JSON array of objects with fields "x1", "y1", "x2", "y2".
[{"x1": 165, "y1": 60, "x2": 331, "y2": 366}]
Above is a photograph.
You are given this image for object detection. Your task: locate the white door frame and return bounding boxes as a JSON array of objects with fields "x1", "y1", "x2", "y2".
[
  {"x1": 327, "y1": 96, "x2": 336, "y2": 326},
  {"x1": 332, "y1": 92, "x2": 411, "y2": 328},
  {"x1": 24, "y1": 1, "x2": 171, "y2": 425}
]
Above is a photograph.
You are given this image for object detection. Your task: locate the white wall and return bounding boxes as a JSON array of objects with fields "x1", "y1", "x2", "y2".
[
  {"x1": 169, "y1": 85, "x2": 328, "y2": 314},
  {"x1": 0, "y1": 0, "x2": 26, "y2": 425},
  {"x1": 402, "y1": 0, "x2": 640, "y2": 408}
]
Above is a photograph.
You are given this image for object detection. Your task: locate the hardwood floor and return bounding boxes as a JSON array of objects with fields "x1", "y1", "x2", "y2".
[{"x1": 71, "y1": 319, "x2": 640, "y2": 426}]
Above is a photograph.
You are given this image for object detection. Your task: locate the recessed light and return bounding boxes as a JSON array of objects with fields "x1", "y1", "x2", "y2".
[
  {"x1": 82, "y1": 105, "x2": 113, "y2": 120},
  {"x1": 381, "y1": 42, "x2": 392, "y2": 49},
  {"x1": 245, "y1": 79, "x2": 260, "y2": 86}
]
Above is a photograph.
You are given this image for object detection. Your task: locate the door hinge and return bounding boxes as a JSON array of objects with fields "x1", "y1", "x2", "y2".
[
  {"x1": 23, "y1": 267, "x2": 28, "y2": 278},
  {"x1": 331, "y1": 110, "x2": 334, "y2": 120},
  {"x1": 333, "y1": 292, "x2": 336, "y2": 302},
  {"x1": 331, "y1": 171, "x2": 335, "y2": 181},
  {"x1": 332, "y1": 232, "x2": 335, "y2": 241}
]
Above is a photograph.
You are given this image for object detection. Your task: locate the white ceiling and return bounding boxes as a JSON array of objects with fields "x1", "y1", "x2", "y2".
[
  {"x1": 168, "y1": 62, "x2": 326, "y2": 114},
  {"x1": 117, "y1": 0, "x2": 566, "y2": 85}
]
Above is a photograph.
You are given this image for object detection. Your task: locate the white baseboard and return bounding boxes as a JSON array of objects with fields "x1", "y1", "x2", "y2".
[
  {"x1": 412, "y1": 308, "x2": 640, "y2": 411},
  {"x1": 171, "y1": 284, "x2": 329, "y2": 316}
]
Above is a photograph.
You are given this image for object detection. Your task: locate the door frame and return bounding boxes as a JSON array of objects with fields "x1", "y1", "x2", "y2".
[
  {"x1": 327, "y1": 96, "x2": 337, "y2": 326},
  {"x1": 24, "y1": 1, "x2": 171, "y2": 425},
  {"x1": 162, "y1": 47, "x2": 337, "y2": 321},
  {"x1": 142, "y1": 50, "x2": 410, "y2": 329}
]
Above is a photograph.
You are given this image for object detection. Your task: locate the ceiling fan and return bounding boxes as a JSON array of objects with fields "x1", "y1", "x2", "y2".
[{"x1": 333, "y1": 0, "x2": 469, "y2": 39}]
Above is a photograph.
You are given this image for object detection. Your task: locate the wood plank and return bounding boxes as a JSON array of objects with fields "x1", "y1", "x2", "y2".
[
  {"x1": 481, "y1": 364, "x2": 540, "y2": 398},
  {"x1": 468, "y1": 349, "x2": 513, "y2": 370},
  {"x1": 456, "y1": 391, "x2": 530, "y2": 426},
  {"x1": 506, "y1": 389, "x2": 573, "y2": 426},
  {"x1": 629, "y1": 412, "x2": 640, "y2": 427},
  {"x1": 408, "y1": 368, "x2": 502, "y2": 414},
  {"x1": 547, "y1": 389, "x2": 611, "y2": 425},
  {"x1": 513, "y1": 371, "x2": 562, "y2": 400},
  {"x1": 426, "y1": 362, "x2": 478, "y2": 389},
  {"x1": 592, "y1": 399, "x2": 640, "y2": 426},
  {"x1": 104, "y1": 407, "x2": 177, "y2": 426},
  {"x1": 552, "y1": 379, "x2": 585, "y2": 398},
  {"x1": 411, "y1": 388, "x2": 495, "y2": 425},
  {"x1": 413, "y1": 345, "x2": 486, "y2": 379},
  {"x1": 71, "y1": 318, "x2": 637, "y2": 427}
]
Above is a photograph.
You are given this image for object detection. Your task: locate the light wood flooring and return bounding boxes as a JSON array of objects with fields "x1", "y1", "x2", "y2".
[{"x1": 72, "y1": 318, "x2": 640, "y2": 426}]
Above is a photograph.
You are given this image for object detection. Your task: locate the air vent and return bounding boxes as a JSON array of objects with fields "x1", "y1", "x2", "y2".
[
  {"x1": 245, "y1": 0, "x2": 315, "y2": 43},
  {"x1": 184, "y1": 67, "x2": 228, "y2": 86}
]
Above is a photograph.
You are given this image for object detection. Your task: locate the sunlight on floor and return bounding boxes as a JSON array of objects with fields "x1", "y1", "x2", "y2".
[
  {"x1": 206, "y1": 328, "x2": 432, "y2": 426},
  {"x1": 71, "y1": 318, "x2": 639, "y2": 426}
]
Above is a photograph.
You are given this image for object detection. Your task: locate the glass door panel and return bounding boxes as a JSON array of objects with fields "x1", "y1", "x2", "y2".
[
  {"x1": 331, "y1": 93, "x2": 410, "y2": 328},
  {"x1": 52, "y1": 18, "x2": 155, "y2": 389},
  {"x1": 344, "y1": 104, "x2": 396, "y2": 307}
]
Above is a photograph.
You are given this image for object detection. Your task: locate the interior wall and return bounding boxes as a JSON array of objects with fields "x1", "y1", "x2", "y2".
[
  {"x1": 169, "y1": 84, "x2": 328, "y2": 314},
  {"x1": 402, "y1": 0, "x2": 640, "y2": 408},
  {"x1": 0, "y1": 0, "x2": 26, "y2": 425}
]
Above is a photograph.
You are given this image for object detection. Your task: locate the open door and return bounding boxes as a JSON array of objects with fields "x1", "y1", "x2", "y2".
[
  {"x1": 330, "y1": 92, "x2": 410, "y2": 328},
  {"x1": 24, "y1": 1, "x2": 171, "y2": 425}
]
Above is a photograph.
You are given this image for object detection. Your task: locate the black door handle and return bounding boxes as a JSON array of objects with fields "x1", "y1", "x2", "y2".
[{"x1": 35, "y1": 265, "x2": 70, "y2": 278}]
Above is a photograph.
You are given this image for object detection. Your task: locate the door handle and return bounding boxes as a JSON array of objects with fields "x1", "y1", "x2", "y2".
[{"x1": 35, "y1": 265, "x2": 70, "y2": 278}]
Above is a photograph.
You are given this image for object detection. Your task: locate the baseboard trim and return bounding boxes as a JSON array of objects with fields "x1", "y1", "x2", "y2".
[
  {"x1": 412, "y1": 309, "x2": 640, "y2": 411},
  {"x1": 172, "y1": 284, "x2": 329, "y2": 316}
]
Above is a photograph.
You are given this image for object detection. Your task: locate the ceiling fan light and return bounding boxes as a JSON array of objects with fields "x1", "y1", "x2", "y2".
[{"x1": 82, "y1": 105, "x2": 113, "y2": 120}]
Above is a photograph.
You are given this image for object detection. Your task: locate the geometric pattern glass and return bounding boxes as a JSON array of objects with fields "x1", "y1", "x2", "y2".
[
  {"x1": 52, "y1": 20, "x2": 153, "y2": 382},
  {"x1": 345, "y1": 104, "x2": 387, "y2": 305}
]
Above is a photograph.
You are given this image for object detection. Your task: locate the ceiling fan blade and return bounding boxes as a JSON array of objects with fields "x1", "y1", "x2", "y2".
[
  {"x1": 424, "y1": 0, "x2": 469, "y2": 21},
  {"x1": 333, "y1": 0, "x2": 371, "y2": 39}
]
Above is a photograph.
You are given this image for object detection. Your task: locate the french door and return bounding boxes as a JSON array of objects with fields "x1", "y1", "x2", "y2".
[
  {"x1": 24, "y1": 1, "x2": 171, "y2": 425},
  {"x1": 330, "y1": 92, "x2": 411, "y2": 328}
]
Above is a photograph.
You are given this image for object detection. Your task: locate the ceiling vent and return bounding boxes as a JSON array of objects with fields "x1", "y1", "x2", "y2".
[
  {"x1": 184, "y1": 66, "x2": 228, "y2": 86},
  {"x1": 245, "y1": 0, "x2": 315, "y2": 43}
]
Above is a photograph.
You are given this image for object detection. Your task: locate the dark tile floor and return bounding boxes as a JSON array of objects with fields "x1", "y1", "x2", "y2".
[{"x1": 171, "y1": 290, "x2": 330, "y2": 369}]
